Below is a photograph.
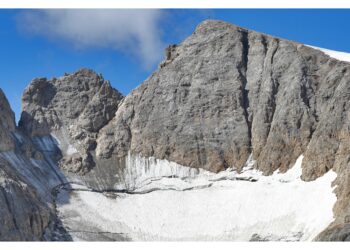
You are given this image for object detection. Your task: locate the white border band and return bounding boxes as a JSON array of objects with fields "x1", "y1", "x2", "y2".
[{"x1": 1, "y1": 0, "x2": 350, "y2": 9}]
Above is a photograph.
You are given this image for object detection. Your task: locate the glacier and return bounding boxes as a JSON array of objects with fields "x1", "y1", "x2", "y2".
[{"x1": 55, "y1": 154, "x2": 337, "y2": 241}]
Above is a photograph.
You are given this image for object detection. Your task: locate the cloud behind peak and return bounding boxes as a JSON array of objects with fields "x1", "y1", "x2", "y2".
[{"x1": 17, "y1": 9, "x2": 165, "y2": 69}]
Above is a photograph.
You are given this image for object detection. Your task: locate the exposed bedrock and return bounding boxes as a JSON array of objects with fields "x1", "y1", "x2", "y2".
[
  {"x1": 0, "y1": 158, "x2": 51, "y2": 241},
  {"x1": 5, "y1": 20, "x2": 350, "y2": 241},
  {"x1": 0, "y1": 89, "x2": 65, "y2": 241},
  {"x1": 0, "y1": 89, "x2": 16, "y2": 152},
  {"x1": 19, "y1": 69, "x2": 124, "y2": 175}
]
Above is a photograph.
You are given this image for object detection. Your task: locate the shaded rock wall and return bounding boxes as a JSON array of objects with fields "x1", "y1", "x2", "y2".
[
  {"x1": 0, "y1": 90, "x2": 60, "y2": 241},
  {"x1": 0, "y1": 89, "x2": 16, "y2": 152}
]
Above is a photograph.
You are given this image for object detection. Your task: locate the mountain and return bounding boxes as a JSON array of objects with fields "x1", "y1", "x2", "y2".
[{"x1": 0, "y1": 20, "x2": 350, "y2": 241}]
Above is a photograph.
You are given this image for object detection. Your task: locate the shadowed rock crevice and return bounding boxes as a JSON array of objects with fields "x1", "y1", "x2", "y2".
[{"x1": 238, "y1": 29, "x2": 252, "y2": 151}]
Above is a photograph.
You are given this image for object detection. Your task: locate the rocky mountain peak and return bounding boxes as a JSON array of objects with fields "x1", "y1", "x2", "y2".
[
  {"x1": 19, "y1": 69, "x2": 124, "y2": 174},
  {"x1": 194, "y1": 19, "x2": 246, "y2": 34},
  {"x1": 19, "y1": 68, "x2": 123, "y2": 136}
]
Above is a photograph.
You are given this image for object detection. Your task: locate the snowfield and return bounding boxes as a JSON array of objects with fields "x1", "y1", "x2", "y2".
[
  {"x1": 56, "y1": 154, "x2": 337, "y2": 241},
  {"x1": 307, "y1": 45, "x2": 350, "y2": 63}
]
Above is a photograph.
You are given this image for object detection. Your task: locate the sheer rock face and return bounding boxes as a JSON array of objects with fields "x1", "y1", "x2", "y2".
[
  {"x1": 0, "y1": 91, "x2": 54, "y2": 241},
  {"x1": 19, "y1": 69, "x2": 123, "y2": 174},
  {"x1": 97, "y1": 22, "x2": 254, "y2": 172},
  {"x1": 94, "y1": 20, "x2": 345, "y2": 181},
  {"x1": 0, "y1": 89, "x2": 15, "y2": 152},
  {"x1": 11, "y1": 20, "x2": 350, "y2": 240},
  {"x1": 0, "y1": 158, "x2": 52, "y2": 241}
]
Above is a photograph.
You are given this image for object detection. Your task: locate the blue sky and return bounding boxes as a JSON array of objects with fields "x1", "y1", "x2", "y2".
[{"x1": 1, "y1": 9, "x2": 350, "y2": 122}]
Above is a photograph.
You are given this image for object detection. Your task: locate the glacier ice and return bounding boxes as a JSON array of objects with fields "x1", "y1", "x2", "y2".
[{"x1": 56, "y1": 154, "x2": 337, "y2": 241}]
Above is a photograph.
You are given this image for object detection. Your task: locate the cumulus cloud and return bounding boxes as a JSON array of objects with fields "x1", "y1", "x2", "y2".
[{"x1": 17, "y1": 9, "x2": 165, "y2": 69}]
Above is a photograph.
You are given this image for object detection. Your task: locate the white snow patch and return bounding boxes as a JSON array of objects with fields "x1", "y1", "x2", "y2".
[
  {"x1": 50, "y1": 130, "x2": 79, "y2": 156},
  {"x1": 307, "y1": 45, "x2": 350, "y2": 63},
  {"x1": 66, "y1": 144, "x2": 78, "y2": 156},
  {"x1": 57, "y1": 154, "x2": 337, "y2": 241}
]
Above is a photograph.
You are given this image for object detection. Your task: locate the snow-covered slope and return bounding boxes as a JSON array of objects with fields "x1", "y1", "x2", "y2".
[
  {"x1": 307, "y1": 45, "x2": 350, "y2": 63},
  {"x1": 56, "y1": 154, "x2": 337, "y2": 241}
]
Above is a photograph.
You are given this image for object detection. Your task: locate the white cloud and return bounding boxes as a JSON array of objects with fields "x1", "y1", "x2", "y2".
[{"x1": 17, "y1": 9, "x2": 165, "y2": 69}]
